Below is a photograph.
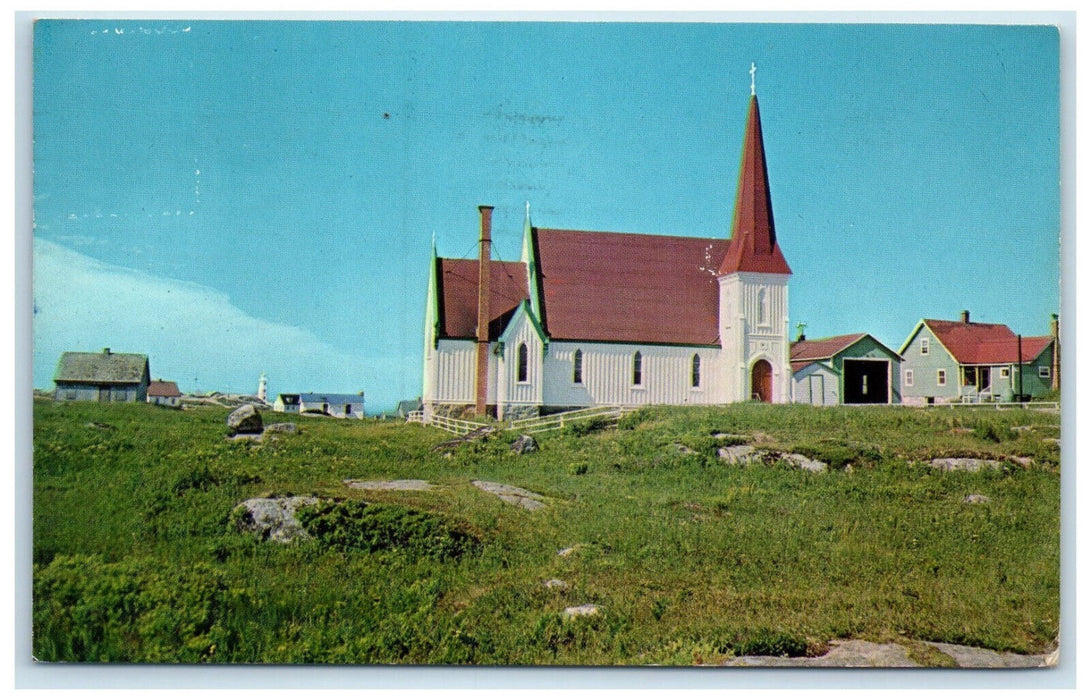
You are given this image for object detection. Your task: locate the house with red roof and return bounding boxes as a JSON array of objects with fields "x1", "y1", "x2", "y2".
[
  {"x1": 790, "y1": 333, "x2": 903, "y2": 405},
  {"x1": 898, "y1": 311, "x2": 1058, "y2": 405},
  {"x1": 422, "y1": 91, "x2": 793, "y2": 419},
  {"x1": 147, "y1": 379, "x2": 182, "y2": 408}
]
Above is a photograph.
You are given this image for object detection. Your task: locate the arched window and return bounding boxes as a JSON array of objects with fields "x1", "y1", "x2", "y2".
[
  {"x1": 757, "y1": 287, "x2": 768, "y2": 325},
  {"x1": 573, "y1": 349, "x2": 583, "y2": 384},
  {"x1": 632, "y1": 351, "x2": 643, "y2": 386},
  {"x1": 691, "y1": 354, "x2": 701, "y2": 388},
  {"x1": 517, "y1": 343, "x2": 529, "y2": 383}
]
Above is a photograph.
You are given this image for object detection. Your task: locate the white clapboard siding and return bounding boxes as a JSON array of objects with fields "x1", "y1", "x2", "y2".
[
  {"x1": 497, "y1": 313, "x2": 544, "y2": 408},
  {"x1": 431, "y1": 339, "x2": 477, "y2": 403},
  {"x1": 543, "y1": 342, "x2": 722, "y2": 407}
]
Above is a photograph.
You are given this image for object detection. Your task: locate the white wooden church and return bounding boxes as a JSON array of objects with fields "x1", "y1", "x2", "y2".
[{"x1": 422, "y1": 88, "x2": 793, "y2": 419}]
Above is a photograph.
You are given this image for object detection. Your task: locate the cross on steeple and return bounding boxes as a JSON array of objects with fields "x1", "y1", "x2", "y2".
[{"x1": 750, "y1": 62, "x2": 756, "y2": 96}]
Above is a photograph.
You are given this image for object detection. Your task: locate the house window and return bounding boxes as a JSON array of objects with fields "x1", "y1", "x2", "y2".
[
  {"x1": 573, "y1": 349, "x2": 583, "y2": 384},
  {"x1": 632, "y1": 351, "x2": 643, "y2": 386},
  {"x1": 1039, "y1": 366, "x2": 1051, "y2": 379},
  {"x1": 937, "y1": 369, "x2": 947, "y2": 387},
  {"x1": 691, "y1": 354, "x2": 701, "y2": 388},
  {"x1": 1000, "y1": 368, "x2": 1010, "y2": 379},
  {"x1": 905, "y1": 369, "x2": 914, "y2": 387},
  {"x1": 920, "y1": 338, "x2": 930, "y2": 355},
  {"x1": 517, "y1": 343, "x2": 529, "y2": 383}
]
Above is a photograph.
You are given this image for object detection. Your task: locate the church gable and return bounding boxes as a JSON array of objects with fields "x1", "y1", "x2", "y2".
[{"x1": 435, "y1": 258, "x2": 529, "y2": 340}]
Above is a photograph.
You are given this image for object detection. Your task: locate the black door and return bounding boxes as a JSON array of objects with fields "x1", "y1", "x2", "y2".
[{"x1": 843, "y1": 360, "x2": 889, "y2": 404}]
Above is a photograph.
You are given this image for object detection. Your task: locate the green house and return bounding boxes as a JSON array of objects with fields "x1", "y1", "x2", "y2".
[{"x1": 898, "y1": 312, "x2": 1057, "y2": 405}]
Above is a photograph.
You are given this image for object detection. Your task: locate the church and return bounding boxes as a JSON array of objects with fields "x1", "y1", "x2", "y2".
[{"x1": 422, "y1": 87, "x2": 792, "y2": 420}]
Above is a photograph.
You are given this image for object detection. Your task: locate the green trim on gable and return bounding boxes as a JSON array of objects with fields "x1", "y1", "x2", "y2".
[{"x1": 496, "y1": 300, "x2": 549, "y2": 355}]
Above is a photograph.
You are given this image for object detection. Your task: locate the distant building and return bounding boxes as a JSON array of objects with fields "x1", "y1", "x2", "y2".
[
  {"x1": 53, "y1": 348, "x2": 150, "y2": 403},
  {"x1": 258, "y1": 372, "x2": 268, "y2": 403},
  {"x1": 147, "y1": 379, "x2": 182, "y2": 407},
  {"x1": 274, "y1": 392, "x2": 365, "y2": 419},
  {"x1": 898, "y1": 311, "x2": 1057, "y2": 404},
  {"x1": 273, "y1": 394, "x2": 300, "y2": 413},
  {"x1": 395, "y1": 397, "x2": 423, "y2": 418},
  {"x1": 790, "y1": 333, "x2": 903, "y2": 405}
]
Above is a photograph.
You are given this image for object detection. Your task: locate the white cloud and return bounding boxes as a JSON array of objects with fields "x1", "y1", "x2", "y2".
[{"x1": 32, "y1": 238, "x2": 412, "y2": 406}]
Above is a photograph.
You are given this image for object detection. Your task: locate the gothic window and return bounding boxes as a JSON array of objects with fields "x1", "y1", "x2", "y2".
[
  {"x1": 757, "y1": 288, "x2": 768, "y2": 325},
  {"x1": 517, "y1": 343, "x2": 529, "y2": 383},
  {"x1": 573, "y1": 349, "x2": 583, "y2": 384},
  {"x1": 632, "y1": 351, "x2": 643, "y2": 386},
  {"x1": 691, "y1": 354, "x2": 701, "y2": 388}
]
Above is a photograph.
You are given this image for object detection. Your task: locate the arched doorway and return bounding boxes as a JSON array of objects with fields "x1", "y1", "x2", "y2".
[{"x1": 751, "y1": 359, "x2": 773, "y2": 403}]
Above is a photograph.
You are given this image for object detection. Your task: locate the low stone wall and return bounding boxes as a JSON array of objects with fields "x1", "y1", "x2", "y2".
[
  {"x1": 501, "y1": 404, "x2": 540, "y2": 421},
  {"x1": 427, "y1": 403, "x2": 477, "y2": 420}
]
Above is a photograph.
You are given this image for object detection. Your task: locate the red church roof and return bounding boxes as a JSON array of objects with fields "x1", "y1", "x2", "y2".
[
  {"x1": 719, "y1": 96, "x2": 791, "y2": 276},
  {"x1": 437, "y1": 258, "x2": 529, "y2": 339},
  {"x1": 923, "y1": 319, "x2": 1052, "y2": 365},
  {"x1": 533, "y1": 228, "x2": 728, "y2": 345}
]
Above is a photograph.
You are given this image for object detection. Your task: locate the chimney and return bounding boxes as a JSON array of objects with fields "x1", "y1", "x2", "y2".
[
  {"x1": 1051, "y1": 313, "x2": 1060, "y2": 391},
  {"x1": 960, "y1": 310, "x2": 970, "y2": 324},
  {"x1": 474, "y1": 205, "x2": 494, "y2": 416}
]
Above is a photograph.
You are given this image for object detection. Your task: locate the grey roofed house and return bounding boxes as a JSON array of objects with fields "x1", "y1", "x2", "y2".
[
  {"x1": 396, "y1": 397, "x2": 423, "y2": 418},
  {"x1": 299, "y1": 392, "x2": 365, "y2": 419},
  {"x1": 53, "y1": 348, "x2": 151, "y2": 403}
]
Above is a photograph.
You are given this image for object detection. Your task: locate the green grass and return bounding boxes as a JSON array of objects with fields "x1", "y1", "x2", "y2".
[{"x1": 32, "y1": 399, "x2": 1060, "y2": 665}]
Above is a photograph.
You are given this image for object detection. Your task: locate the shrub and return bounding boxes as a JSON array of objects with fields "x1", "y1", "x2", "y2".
[
  {"x1": 33, "y1": 554, "x2": 244, "y2": 662},
  {"x1": 974, "y1": 423, "x2": 1016, "y2": 443},
  {"x1": 296, "y1": 500, "x2": 478, "y2": 560},
  {"x1": 731, "y1": 629, "x2": 811, "y2": 658},
  {"x1": 564, "y1": 417, "x2": 612, "y2": 438}
]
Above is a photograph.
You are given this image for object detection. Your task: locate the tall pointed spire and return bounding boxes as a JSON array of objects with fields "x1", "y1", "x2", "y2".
[
  {"x1": 520, "y1": 201, "x2": 543, "y2": 323},
  {"x1": 718, "y1": 93, "x2": 791, "y2": 276}
]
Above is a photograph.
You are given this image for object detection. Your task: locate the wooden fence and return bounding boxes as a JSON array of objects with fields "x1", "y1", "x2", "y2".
[{"x1": 406, "y1": 405, "x2": 636, "y2": 435}]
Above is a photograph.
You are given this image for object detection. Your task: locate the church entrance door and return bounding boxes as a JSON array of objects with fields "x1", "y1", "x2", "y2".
[{"x1": 751, "y1": 360, "x2": 773, "y2": 403}]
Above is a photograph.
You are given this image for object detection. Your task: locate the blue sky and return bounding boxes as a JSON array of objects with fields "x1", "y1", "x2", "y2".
[{"x1": 30, "y1": 19, "x2": 1061, "y2": 412}]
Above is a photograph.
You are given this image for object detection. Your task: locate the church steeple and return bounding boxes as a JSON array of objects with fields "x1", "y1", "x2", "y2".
[{"x1": 719, "y1": 93, "x2": 791, "y2": 276}]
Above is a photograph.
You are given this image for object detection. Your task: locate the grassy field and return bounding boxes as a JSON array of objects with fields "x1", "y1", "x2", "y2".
[{"x1": 32, "y1": 398, "x2": 1060, "y2": 665}]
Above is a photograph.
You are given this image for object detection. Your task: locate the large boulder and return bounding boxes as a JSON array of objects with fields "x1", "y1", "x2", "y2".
[
  {"x1": 227, "y1": 404, "x2": 263, "y2": 435},
  {"x1": 231, "y1": 496, "x2": 320, "y2": 543}
]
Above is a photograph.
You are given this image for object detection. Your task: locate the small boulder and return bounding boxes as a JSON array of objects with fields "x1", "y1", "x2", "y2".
[
  {"x1": 227, "y1": 404, "x2": 263, "y2": 435},
  {"x1": 930, "y1": 458, "x2": 1003, "y2": 472},
  {"x1": 718, "y1": 445, "x2": 763, "y2": 465},
  {"x1": 345, "y1": 479, "x2": 434, "y2": 491},
  {"x1": 263, "y1": 422, "x2": 299, "y2": 436},
  {"x1": 511, "y1": 434, "x2": 539, "y2": 455},
  {"x1": 544, "y1": 578, "x2": 569, "y2": 590},
  {"x1": 964, "y1": 494, "x2": 991, "y2": 505},
  {"x1": 563, "y1": 604, "x2": 600, "y2": 618},
  {"x1": 782, "y1": 453, "x2": 828, "y2": 473}
]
